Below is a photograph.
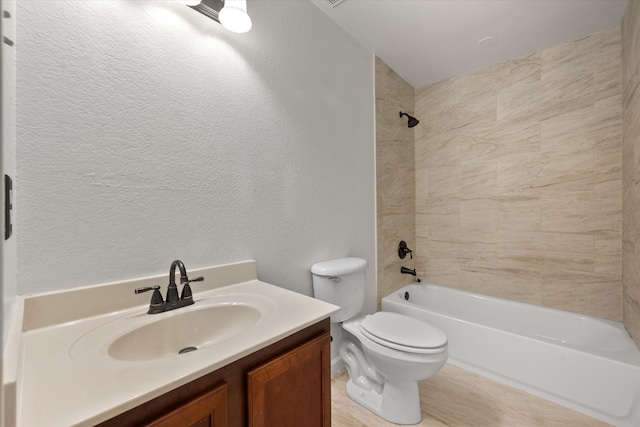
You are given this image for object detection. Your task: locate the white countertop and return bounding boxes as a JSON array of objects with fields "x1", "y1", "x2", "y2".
[{"x1": 5, "y1": 260, "x2": 337, "y2": 427}]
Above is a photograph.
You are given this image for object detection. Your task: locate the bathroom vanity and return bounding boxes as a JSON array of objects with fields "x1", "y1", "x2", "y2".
[
  {"x1": 3, "y1": 260, "x2": 337, "y2": 426},
  {"x1": 100, "y1": 322, "x2": 330, "y2": 426}
]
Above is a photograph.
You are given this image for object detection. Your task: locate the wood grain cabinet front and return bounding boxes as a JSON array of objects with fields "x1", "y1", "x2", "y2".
[
  {"x1": 143, "y1": 382, "x2": 228, "y2": 427},
  {"x1": 247, "y1": 331, "x2": 331, "y2": 427}
]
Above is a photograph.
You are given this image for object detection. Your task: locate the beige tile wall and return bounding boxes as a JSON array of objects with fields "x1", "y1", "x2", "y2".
[
  {"x1": 622, "y1": 0, "x2": 640, "y2": 346},
  {"x1": 375, "y1": 58, "x2": 416, "y2": 305},
  {"x1": 414, "y1": 28, "x2": 623, "y2": 320}
]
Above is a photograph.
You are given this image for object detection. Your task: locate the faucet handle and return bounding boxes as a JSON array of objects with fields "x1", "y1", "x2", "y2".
[
  {"x1": 134, "y1": 285, "x2": 160, "y2": 294},
  {"x1": 398, "y1": 240, "x2": 413, "y2": 259},
  {"x1": 135, "y1": 285, "x2": 164, "y2": 306},
  {"x1": 180, "y1": 276, "x2": 203, "y2": 301}
]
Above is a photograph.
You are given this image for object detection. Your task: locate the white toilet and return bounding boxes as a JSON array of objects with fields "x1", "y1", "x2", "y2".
[{"x1": 311, "y1": 257, "x2": 448, "y2": 425}]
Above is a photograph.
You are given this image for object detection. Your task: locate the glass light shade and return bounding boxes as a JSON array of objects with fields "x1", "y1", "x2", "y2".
[
  {"x1": 219, "y1": 0, "x2": 252, "y2": 33},
  {"x1": 179, "y1": 0, "x2": 202, "y2": 6}
]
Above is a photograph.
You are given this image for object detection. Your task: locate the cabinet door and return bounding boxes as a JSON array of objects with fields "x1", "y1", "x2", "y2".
[
  {"x1": 144, "y1": 381, "x2": 228, "y2": 427},
  {"x1": 247, "y1": 332, "x2": 331, "y2": 427}
]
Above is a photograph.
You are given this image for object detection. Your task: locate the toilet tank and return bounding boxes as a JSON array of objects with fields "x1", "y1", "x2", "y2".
[{"x1": 311, "y1": 257, "x2": 368, "y2": 323}]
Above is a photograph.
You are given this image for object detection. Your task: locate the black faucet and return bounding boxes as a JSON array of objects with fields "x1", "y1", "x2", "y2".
[
  {"x1": 401, "y1": 266, "x2": 417, "y2": 276},
  {"x1": 135, "y1": 260, "x2": 204, "y2": 314}
]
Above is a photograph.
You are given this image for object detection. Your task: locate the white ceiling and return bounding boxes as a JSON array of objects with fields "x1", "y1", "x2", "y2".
[{"x1": 310, "y1": 0, "x2": 628, "y2": 88}]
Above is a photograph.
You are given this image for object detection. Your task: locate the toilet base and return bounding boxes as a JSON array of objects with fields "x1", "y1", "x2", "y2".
[{"x1": 345, "y1": 377, "x2": 422, "y2": 425}]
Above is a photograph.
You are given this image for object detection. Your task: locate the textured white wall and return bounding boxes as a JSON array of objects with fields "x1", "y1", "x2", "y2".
[{"x1": 15, "y1": 0, "x2": 376, "y2": 309}]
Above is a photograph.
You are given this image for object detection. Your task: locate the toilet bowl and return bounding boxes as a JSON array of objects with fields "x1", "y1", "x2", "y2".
[
  {"x1": 311, "y1": 258, "x2": 448, "y2": 425},
  {"x1": 340, "y1": 312, "x2": 447, "y2": 424}
]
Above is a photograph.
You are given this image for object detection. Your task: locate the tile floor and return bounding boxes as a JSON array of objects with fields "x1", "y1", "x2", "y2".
[{"x1": 331, "y1": 363, "x2": 611, "y2": 426}]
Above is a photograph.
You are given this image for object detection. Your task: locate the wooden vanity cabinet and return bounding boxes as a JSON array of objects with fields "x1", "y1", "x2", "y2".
[
  {"x1": 144, "y1": 382, "x2": 229, "y2": 427},
  {"x1": 247, "y1": 332, "x2": 330, "y2": 427},
  {"x1": 98, "y1": 319, "x2": 330, "y2": 427}
]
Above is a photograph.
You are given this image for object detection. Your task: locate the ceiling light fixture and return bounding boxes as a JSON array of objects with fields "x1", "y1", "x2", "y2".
[
  {"x1": 219, "y1": 0, "x2": 252, "y2": 34},
  {"x1": 182, "y1": 0, "x2": 253, "y2": 34}
]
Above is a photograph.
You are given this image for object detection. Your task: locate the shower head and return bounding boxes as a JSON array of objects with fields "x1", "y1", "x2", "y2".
[{"x1": 399, "y1": 111, "x2": 419, "y2": 128}]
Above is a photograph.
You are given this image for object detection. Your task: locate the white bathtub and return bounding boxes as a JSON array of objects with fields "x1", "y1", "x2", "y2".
[{"x1": 381, "y1": 283, "x2": 640, "y2": 427}]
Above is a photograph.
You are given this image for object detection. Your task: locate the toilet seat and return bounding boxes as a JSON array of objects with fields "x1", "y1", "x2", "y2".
[{"x1": 360, "y1": 312, "x2": 447, "y2": 354}]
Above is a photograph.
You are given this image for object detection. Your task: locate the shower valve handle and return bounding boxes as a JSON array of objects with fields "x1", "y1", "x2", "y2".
[{"x1": 398, "y1": 240, "x2": 413, "y2": 259}]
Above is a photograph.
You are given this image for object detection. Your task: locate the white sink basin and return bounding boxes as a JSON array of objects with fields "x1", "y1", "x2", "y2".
[
  {"x1": 109, "y1": 304, "x2": 262, "y2": 361},
  {"x1": 70, "y1": 292, "x2": 278, "y2": 362}
]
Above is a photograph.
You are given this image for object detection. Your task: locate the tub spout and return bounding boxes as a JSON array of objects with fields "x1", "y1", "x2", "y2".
[{"x1": 401, "y1": 266, "x2": 416, "y2": 276}]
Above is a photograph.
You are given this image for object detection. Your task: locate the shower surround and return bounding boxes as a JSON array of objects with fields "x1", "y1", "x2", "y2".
[
  {"x1": 375, "y1": 58, "x2": 416, "y2": 305},
  {"x1": 413, "y1": 27, "x2": 623, "y2": 322}
]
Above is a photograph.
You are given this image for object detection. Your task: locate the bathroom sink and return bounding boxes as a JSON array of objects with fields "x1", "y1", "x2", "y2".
[
  {"x1": 70, "y1": 293, "x2": 278, "y2": 363},
  {"x1": 109, "y1": 304, "x2": 262, "y2": 361}
]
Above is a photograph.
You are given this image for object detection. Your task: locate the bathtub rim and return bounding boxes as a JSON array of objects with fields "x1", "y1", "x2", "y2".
[{"x1": 383, "y1": 282, "x2": 640, "y2": 366}]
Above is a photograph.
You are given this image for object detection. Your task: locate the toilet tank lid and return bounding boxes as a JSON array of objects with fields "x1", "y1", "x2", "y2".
[{"x1": 311, "y1": 257, "x2": 368, "y2": 276}]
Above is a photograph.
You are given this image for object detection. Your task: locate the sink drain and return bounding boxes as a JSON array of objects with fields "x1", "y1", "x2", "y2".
[{"x1": 178, "y1": 346, "x2": 197, "y2": 355}]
